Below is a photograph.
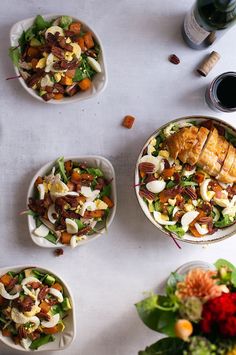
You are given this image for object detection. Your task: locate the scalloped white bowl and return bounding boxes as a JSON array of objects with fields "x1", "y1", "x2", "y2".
[
  {"x1": 10, "y1": 14, "x2": 108, "y2": 104},
  {"x1": 27, "y1": 156, "x2": 116, "y2": 248},
  {"x1": 0, "y1": 265, "x2": 75, "y2": 352},
  {"x1": 134, "y1": 115, "x2": 236, "y2": 245}
]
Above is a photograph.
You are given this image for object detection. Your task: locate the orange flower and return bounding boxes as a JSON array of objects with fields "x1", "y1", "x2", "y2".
[{"x1": 176, "y1": 269, "x2": 227, "y2": 302}]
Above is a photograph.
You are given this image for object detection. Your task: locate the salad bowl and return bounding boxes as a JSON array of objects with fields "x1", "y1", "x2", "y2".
[
  {"x1": 9, "y1": 14, "x2": 107, "y2": 104},
  {"x1": 135, "y1": 115, "x2": 236, "y2": 244},
  {"x1": 27, "y1": 156, "x2": 116, "y2": 248},
  {"x1": 0, "y1": 265, "x2": 75, "y2": 352}
]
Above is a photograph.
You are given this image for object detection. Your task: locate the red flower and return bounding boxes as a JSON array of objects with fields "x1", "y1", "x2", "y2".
[{"x1": 200, "y1": 293, "x2": 236, "y2": 337}]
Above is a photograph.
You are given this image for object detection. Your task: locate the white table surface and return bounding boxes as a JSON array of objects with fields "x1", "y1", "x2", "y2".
[{"x1": 0, "y1": 0, "x2": 236, "y2": 354}]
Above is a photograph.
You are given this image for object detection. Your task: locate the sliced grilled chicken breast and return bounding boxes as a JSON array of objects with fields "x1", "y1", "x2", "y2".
[
  {"x1": 186, "y1": 126, "x2": 210, "y2": 166},
  {"x1": 178, "y1": 126, "x2": 199, "y2": 163},
  {"x1": 197, "y1": 128, "x2": 219, "y2": 174},
  {"x1": 165, "y1": 127, "x2": 189, "y2": 160},
  {"x1": 208, "y1": 135, "x2": 229, "y2": 177},
  {"x1": 217, "y1": 144, "x2": 236, "y2": 183}
]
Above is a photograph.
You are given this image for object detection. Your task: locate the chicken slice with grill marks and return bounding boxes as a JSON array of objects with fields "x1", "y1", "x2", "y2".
[
  {"x1": 217, "y1": 144, "x2": 236, "y2": 183},
  {"x1": 165, "y1": 127, "x2": 192, "y2": 160},
  {"x1": 207, "y1": 134, "x2": 229, "y2": 177},
  {"x1": 197, "y1": 128, "x2": 219, "y2": 174},
  {"x1": 178, "y1": 126, "x2": 199, "y2": 163},
  {"x1": 186, "y1": 126, "x2": 210, "y2": 166}
]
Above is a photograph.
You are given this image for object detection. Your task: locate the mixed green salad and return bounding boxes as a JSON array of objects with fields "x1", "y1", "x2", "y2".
[
  {"x1": 28, "y1": 157, "x2": 114, "y2": 247},
  {"x1": 137, "y1": 120, "x2": 236, "y2": 239},
  {"x1": 9, "y1": 15, "x2": 101, "y2": 101},
  {"x1": 0, "y1": 268, "x2": 71, "y2": 350}
]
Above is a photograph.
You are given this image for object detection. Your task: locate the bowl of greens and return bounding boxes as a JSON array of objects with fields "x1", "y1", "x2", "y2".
[
  {"x1": 9, "y1": 14, "x2": 107, "y2": 103},
  {"x1": 26, "y1": 156, "x2": 116, "y2": 248},
  {"x1": 0, "y1": 265, "x2": 75, "y2": 351},
  {"x1": 135, "y1": 116, "x2": 236, "y2": 244}
]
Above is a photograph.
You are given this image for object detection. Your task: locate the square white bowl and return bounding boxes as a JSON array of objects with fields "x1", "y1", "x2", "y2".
[
  {"x1": 10, "y1": 14, "x2": 108, "y2": 104},
  {"x1": 134, "y1": 115, "x2": 236, "y2": 245},
  {"x1": 27, "y1": 156, "x2": 116, "y2": 248},
  {"x1": 0, "y1": 265, "x2": 75, "y2": 352}
]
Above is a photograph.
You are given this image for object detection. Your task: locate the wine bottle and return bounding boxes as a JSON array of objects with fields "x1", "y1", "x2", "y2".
[{"x1": 183, "y1": 0, "x2": 236, "y2": 49}]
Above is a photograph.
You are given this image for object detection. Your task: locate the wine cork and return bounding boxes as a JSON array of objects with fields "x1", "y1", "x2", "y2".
[{"x1": 197, "y1": 51, "x2": 221, "y2": 77}]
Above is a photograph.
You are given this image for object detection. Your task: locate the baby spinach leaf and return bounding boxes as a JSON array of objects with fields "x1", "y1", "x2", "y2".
[
  {"x1": 165, "y1": 225, "x2": 185, "y2": 238},
  {"x1": 75, "y1": 219, "x2": 85, "y2": 230},
  {"x1": 138, "y1": 337, "x2": 186, "y2": 355},
  {"x1": 86, "y1": 168, "x2": 103, "y2": 177},
  {"x1": 100, "y1": 184, "x2": 111, "y2": 197},
  {"x1": 34, "y1": 15, "x2": 50, "y2": 30},
  {"x1": 44, "y1": 233, "x2": 58, "y2": 245}
]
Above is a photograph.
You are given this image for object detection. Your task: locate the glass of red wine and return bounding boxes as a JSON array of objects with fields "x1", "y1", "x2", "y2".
[{"x1": 205, "y1": 72, "x2": 236, "y2": 112}]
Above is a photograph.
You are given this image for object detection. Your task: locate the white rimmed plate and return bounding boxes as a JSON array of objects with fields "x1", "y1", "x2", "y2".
[
  {"x1": 27, "y1": 156, "x2": 116, "y2": 248},
  {"x1": 10, "y1": 14, "x2": 108, "y2": 104},
  {"x1": 0, "y1": 265, "x2": 75, "y2": 352},
  {"x1": 134, "y1": 115, "x2": 236, "y2": 245}
]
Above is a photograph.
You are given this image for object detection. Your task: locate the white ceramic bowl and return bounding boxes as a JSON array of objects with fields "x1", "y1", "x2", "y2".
[
  {"x1": 175, "y1": 260, "x2": 215, "y2": 275},
  {"x1": 27, "y1": 156, "x2": 116, "y2": 248},
  {"x1": 135, "y1": 115, "x2": 236, "y2": 245},
  {"x1": 0, "y1": 265, "x2": 75, "y2": 352},
  {"x1": 10, "y1": 14, "x2": 107, "y2": 104}
]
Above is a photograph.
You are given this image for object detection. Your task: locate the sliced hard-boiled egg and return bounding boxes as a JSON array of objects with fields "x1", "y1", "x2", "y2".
[
  {"x1": 0, "y1": 282, "x2": 19, "y2": 300},
  {"x1": 41, "y1": 313, "x2": 60, "y2": 328},
  {"x1": 153, "y1": 211, "x2": 176, "y2": 225},
  {"x1": 71, "y1": 42, "x2": 81, "y2": 59},
  {"x1": 41, "y1": 74, "x2": 54, "y2": 87},
  {"x1": 139, "y1": 155, "x2": 163, "y2": 173},
  {"x1": 222, "y1": 205, "x2": 236, "y2": 218},
  {"x1": 48, "y1": 288, "x2": 63, "y2": 303},
  {"x1": 37, "y1": 183, "x2": 45, "y2": 200},
  {"x1": 95, "y1": 199, "x2": 108, "y2": 210},
  {"x1": 33, "y1": 224, "x2": 49, "y2": 237},
  {"x1": 200, "y1": 179, "x2": 215, "y2": 202},
  {"x1": 182, "y1": 166, "x2": 196, "y2": 177},
  {"x1": 181, "y1": 211, "x2": 199, "y2": 228},
  {"x1": 172, "y1": 206, "x2": 179, "y2": 217},
  {"x1": 26, "y1": 316, "x2": 40, "y2": 333},
  {"x1": 24, "y1": 304, "x2": 41, "y2": 317},
  {"x1": 87, "y1": 56, "x2": 102, "y2": 73},
  {"x1": 11, "y1": 308, "x2": 29, "y2": 324},
  {"x1": 65, "y1": 218, "x2": 78, "y2": 234},
  {"x1": 45, "y1": 26, "x2": 64, "y2": 38},
  {"x1": 36, "y1": 57, "x2": 46, "y2": 69},
  {"x1": 147, "y1": 138, "x2": 156, "y2": 155},
  {"x1": 70, "y1": 235, "x2": 86, "y2": 248},
  {"x1": 48, "y1": 204, "x2": 57, "y2": 224},
  {"x1": 194, "y1": 223, "x2": 209, "y2": 235},
  {"x1": 168, "y1": 198, "x2": 176, "y2": 206},
  {"x1": 214, "y1": 197, "x2": 230, "y2": 208},
  {"x1": 146, "y1": 180, "x2": 166, "y2": 194},
  {"x1": 21, "y1": 338, "x2": 32, "y2": 350},
  {"x1": 80, "y1": 186, "x2": 100, "y2": 200},
  {"x1": 80, "y1": 201, "x2": 96, "y2": 217},
  {"x1": 22, "y1": 277, "x2": 41, "y2": 299},
  {"x1": 50, "y1": 180, "x2": 69, "y2": 194},
  {"x1": 212, "y1": 206, "x2": 220, "y2": 222}
]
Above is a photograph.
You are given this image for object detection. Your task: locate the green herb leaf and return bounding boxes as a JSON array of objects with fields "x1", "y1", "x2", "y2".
[
  {"x1": 86, "y1": 168, "x2": 103, "y2": 177},
  {"x1": 9, "y1": 47, "x2": 21, "y2": 67},
  {"x1": 135, "y1": 294, "x2": 177, "y2": 336},
  {"x1": 57, "y1": 157, "x2": 68, "y2": 183},
  {"x1": 75, "y1": 219, "x2": 85, "y2": 230},
  {"x1": 60, "y1": 16, "x2": 72, "y2": 29},
  {"x1": 180, "y1": 181, "x2": 198, "y2": 187},
  {"x1": 24, "y1": 27, "x2": 35, "y2": 41},
  {"x1": 34, "y1": 15, "x2": 50, "y2": 31},
  {"x1": 166, "y1": 181, "x2": 176, "y2": 189},
  {"x1": 165, "y1": 225, "x2": 185, "y2": 238},
  {"x1": 73, "y1": 55, "x2": 96, "y2": 82},
  {"x1": 30, "y1": 334, "x2": 55, "y2": 350},
  {"x1": 138, "y1": 337, "x2": 186, "y2": 355},
  {"x1": 44, "y1": 232, "x2": 58, "y2": 245},
  {"x1": 166, "y1": 272, "x2": 184, "y2": 296}
]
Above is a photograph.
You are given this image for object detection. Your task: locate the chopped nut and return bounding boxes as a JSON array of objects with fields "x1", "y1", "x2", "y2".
[
  {"x1": 122, "y1": 115, "x2": 135, "y2": 129},
  {"x1": 54, "y1": 248, "x2": 64, "y2": 257},
  {"x1": 169, "y1": 54, "x2": 180, "y2": 65}
]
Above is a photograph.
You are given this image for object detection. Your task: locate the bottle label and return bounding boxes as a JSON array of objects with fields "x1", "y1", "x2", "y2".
[{"x1": 184, "y1": 7, "x2": 210, "y2": 45}]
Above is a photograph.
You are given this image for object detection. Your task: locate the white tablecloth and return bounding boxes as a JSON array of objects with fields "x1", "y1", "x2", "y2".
[{"x1": 0, "y1": 0, "x2": 235, "y2": 354}]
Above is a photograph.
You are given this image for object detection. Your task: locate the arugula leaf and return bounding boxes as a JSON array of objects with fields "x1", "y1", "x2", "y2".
[
  {"x1": 73, "y1": 67, "x2": 86, "y2": 82},
  {"x1": 30, "y1": 334, "x2": 55, "y2": 350},
  {"x1": 180, "y1": 181, "x2": 198, "y2": 187},
  {"x1": 165, "y1": 225, "x2": 185, "y2": 238},
  {"x1": 100, "y1": 184, "x2": 111, "y2": 197},
  {"x1": 24, "y1": 27, "x2": 35, "y2": 41},
  {"x1": 57, "y1": 157, "x2": 68, "y2": 183},
  {"x1": 166, "y1": 181, "x2": 176, "y2": 189},
  {"x1": 34, "y1": 15, "x2": 50, "y2": 30},
  {"x1": 73, "y1": 55, "x2": 96, "y2": 82},
  {"x1": 135, "y1": 294, "x2": 177, "y2": 336},
  {"x1": 9, "y1": 47, "x2": 21, "y2": 67},
  {"x1": 138, "y1": 337, "x2": 186, "y2": 355},
  {"x1": 214, "y1": 214, "x2": 234, "y2": 228},
  {"x1": 86, "y1": 168, "x2": 103, "y2": 177},
  {"x1": 44, "y1": 232, "x2": 58, "y2": 245},
  {"x1": 60, "y1": 16, "x2": 72, "y2": 29}
]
